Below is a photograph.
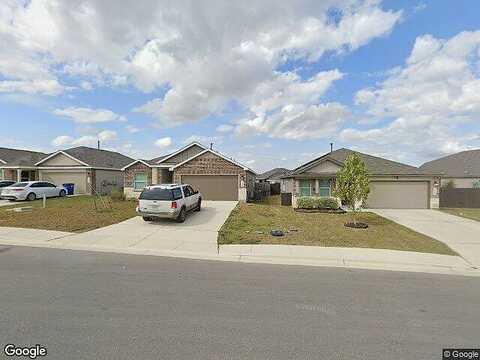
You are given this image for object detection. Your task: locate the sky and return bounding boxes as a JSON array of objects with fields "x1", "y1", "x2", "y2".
[{"x1": 0, "y1": 0, "x2": 479, "y2": 172}]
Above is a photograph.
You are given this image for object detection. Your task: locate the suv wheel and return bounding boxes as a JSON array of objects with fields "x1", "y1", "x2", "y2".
[
  {"x1": 176, "y1": 207, "x2": 186, "y2": 223},
  {"x1": 27, "y1": 193, "x2": 36, "y2": 201},
  {"x1": 195, "y1": 199, "x2": 202, "y2": 212},
  {"x1": 59, "y1": 189, "x2": 67, "y2": 197}
]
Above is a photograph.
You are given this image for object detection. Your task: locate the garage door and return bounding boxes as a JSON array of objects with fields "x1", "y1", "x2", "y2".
[
  {"x1": 366, "y1": 181, "x2": 429, "y2": 209},
  {"x1": 41, "y1": 172, "x2": 87, "y2": 194},
  {"x1": 181, "y1": 175, "x2": 238, "y2": 200}
]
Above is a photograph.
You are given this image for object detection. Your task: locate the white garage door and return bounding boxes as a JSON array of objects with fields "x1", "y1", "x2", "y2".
[
  {"x1": 41, "y1": 172, "x2": 87, "y2": 194},
  {"x1": 366, "y1": 181, "x2": 429, "y2": 209}
]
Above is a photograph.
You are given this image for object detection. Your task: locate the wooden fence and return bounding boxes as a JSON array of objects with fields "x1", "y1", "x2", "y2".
[{"x1": 440, "y1": 188, "x2": 480, "y2": 208}]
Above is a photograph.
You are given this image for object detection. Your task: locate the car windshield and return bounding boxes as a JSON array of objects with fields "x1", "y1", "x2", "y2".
[
  {"x1": 10, "y1": 182, "x2": 28, "y2": 188},
  {"x1": 139, "y1": 188, "x2": 174, "y2": 200}
]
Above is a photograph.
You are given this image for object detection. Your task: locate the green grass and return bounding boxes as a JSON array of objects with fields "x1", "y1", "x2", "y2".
[
  {"x1": 0, "y1": 196, "x2": 137, "y2": 233},
  {"x1": 219, "y1": 202, "x2": 456, "y2": 255},
  {"x1": 440, "y1": 208, "x2": 480, "y2": 222}
]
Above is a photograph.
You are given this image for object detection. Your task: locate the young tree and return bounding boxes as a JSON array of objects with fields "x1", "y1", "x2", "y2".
[{"x1": 333, "y1": 153, "x2": 370, "y2": 225}]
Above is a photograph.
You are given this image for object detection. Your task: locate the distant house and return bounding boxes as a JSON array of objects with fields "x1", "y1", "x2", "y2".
[
  {"x1": 281, "y1": 148, "x2": 440, "y2": 209},
  {"x1": 0, "y1": 146, "x2": 133, "y2": 195},
  {"x1": 122, "y1": 142, "x2": 256, "y2": 201},
  {"x1": 420, "y1": 150, "x2": 480, "y2": 188},
  {"x1": 256, "y1": 168, "x2": 290, "y2": 184}
]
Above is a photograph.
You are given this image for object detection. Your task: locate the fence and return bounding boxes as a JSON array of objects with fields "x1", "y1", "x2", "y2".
[
  {"x1": 440, "y1": 188, "x2": 480, "y2": 208},
  {"x1": 254, "y1": 182, "x2": 271, "y2": 201}
]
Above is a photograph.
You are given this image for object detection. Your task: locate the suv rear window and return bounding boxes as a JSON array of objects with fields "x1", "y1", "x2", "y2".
[{"x1": 139, "y1": 188, "x2": 176, "y2": 200}]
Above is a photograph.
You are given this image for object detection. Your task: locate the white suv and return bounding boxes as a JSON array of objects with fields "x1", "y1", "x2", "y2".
[{"x1": 136, "y1": 184, "x2": 202, "y2": 223}]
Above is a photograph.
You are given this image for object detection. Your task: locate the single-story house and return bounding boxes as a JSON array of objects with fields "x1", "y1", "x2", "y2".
[
  {"x1": 420, "y1": 149, "x2": 480, "y2": 188},
  {"x1": 281, "y1": 148, "x2": 441, "y2": 209},
  {"x1": 123, "y1": 142, "x2": 256, "y2": 201},
  {"x1": 0, "y1": 146, "x2": 133, "y2": 195},
  {"x1": 256, "y1": 168, "x2": 291, "y2": 184}
]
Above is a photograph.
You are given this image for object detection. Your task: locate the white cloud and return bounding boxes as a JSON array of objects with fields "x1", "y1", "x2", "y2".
[
  {"x1": 98, "y1": 130, "x2": 118, "y2": 141},
  {"x1": 53, "y1": 107, "x2": 127, "y2": 124},
  {"x1": 183, "y1": 135, "x2": 224, "y2": 146},
  {"x1": 51, "y1": 135, "x2": 74, "y2": 147},
  {"x1": 50, "y1": 130, "x2": 118, "y2": 148},
  {"x1": 154, "y1": 137, "x2": 172, "y2": 149},
  {"x1": 0, "y1": 79, "x2": 65, "y2": 95},
  {"x1": 236, "y1": 103, "x2": 350, "y2": 140},
  {"x1": 0, "y1": 0, "x2": 401, "y2": 122},
  {"x1": 125, "y1": 125, "x2": 140, "y2": 133},
  {"x1": 216, "y1": 124, "x2": 234, "y2": 133},
  {"x1": 347, "y1": 30, "x2": 480, "y2": 162}
]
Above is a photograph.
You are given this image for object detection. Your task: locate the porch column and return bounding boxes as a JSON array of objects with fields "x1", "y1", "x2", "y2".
[
  {"x1": 16, "y1": 169, "x2": 22, "y2": 182},
  {"x1": 151, "y1": 168, "x2": 159, "y2": 185},
  {"x1": 294, "y1": 179, "x2": 299, "y2": 195},
  {"x1": 315, "y1": 179, "x2": 319, "y2": 195}
]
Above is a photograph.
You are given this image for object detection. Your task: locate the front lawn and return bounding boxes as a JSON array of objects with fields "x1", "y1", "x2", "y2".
[
  {"x1": 0, "y1": 196, "x2": 137, "y2": 233},
  {"x1": 219, "y1": 203, "x2": 456, "y2": 255},
  {"x1": 440, "y1": 208, "x2": 480, "y2": 222}
]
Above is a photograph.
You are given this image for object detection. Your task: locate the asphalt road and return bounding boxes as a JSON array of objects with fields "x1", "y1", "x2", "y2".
[{"x1": 0, "y1": 246, "x2": 479, "y2": 360}]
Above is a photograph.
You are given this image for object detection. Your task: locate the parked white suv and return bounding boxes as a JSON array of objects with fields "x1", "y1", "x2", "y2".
[
  {"x1": 0, "y1": 181, "x2": 67, "y2": 201},
  {"x1": 137, "y1": 184, "x2": 202, "y2": 223}
]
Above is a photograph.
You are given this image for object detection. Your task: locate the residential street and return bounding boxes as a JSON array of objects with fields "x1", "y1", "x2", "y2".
[{"x1": 1, "y1": 246, "x2": 479, "y2": 360}]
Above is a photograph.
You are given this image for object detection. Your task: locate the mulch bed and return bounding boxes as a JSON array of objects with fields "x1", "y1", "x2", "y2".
[
  {"x1": 295, "y1": 208, "x2": 346, "y2": 214},
  {"x1": 344, "y1": 222, "x2": 369, "y2": 229}
]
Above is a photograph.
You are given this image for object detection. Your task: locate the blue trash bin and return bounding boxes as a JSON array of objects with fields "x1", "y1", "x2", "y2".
[{"x1": 63, "y1": 183, "x2": 75, "y2": 195}]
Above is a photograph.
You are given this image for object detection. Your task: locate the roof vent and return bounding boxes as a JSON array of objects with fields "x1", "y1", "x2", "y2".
[{"x1": 330, "y1": 142, "x2": 334, "y2": 153}]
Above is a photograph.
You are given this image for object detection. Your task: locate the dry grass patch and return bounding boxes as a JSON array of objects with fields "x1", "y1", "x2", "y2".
[
  {"x1": 0, "y1": 196, "x2": 137, "y2": 233},
  {"x1": 219, "y1": 202, "x2": 455, "y2": 255},
  {"x1": 440, "y1": 208, "x2": 480, "y2": 222}
]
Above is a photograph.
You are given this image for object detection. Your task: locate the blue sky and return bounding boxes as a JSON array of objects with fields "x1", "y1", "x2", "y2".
[{"x1": 1, "y1": 0, "x2": 479, "y2": 172}]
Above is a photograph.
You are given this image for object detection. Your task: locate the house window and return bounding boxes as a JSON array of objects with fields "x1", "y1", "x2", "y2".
[
  {"x1": 0, "y1": 169, "x2": 3, "y2": 180},
  {"x1": 134, "y1": 173, "x2": 148, "y2": 191},
  {"x1": 299, "y1": 180, "x2": 312, "y2": 196},
  {"x1": 319, "y1": 179, "x2": 331, "y2": 197}
]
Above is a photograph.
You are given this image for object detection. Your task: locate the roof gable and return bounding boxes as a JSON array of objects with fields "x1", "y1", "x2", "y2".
[
  {"x1": 36, "y1": 151, "x2": 88, "y2": 167},
  {"x1": 170, "y1": 148, "x2": 255, "y2": 173},
  {"x1": 157, "y1": 142, "x2": 207, "y2": 164}
]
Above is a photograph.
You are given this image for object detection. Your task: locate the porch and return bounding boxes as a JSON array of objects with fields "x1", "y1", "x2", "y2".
[{"x1": 0, "y1": 168, "x2": 38, "y2": 182}]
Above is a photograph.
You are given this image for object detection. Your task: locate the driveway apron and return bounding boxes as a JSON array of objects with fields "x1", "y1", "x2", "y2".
[{"x1": 371, "y1": 209, "x2": 480, "y2": 268}]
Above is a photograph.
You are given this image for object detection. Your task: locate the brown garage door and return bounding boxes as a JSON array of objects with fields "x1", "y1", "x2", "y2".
[
  {"x1": 366, "y1": 181, "x2": 429, "y2": 209},
  {"x1": 181, "y1": 175, "x2": 238, "y2": 200}
]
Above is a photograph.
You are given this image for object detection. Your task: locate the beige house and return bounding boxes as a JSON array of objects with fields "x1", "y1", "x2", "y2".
[
  {"x1": 123, "y1": 142, "x2": 256, "y2": 201},
  {"x1": 420, "y1": 149, "x2": 480, "y2": 188},
  {"x1": 0, "y1": 146, "x2": 133, "y2": 195},
  {"x1": 281, "y1": 148, "x2": 440, "y2": 209}
]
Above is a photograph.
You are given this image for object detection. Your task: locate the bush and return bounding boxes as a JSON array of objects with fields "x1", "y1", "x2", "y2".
[
  {"x1": 297, "y1": 197, "x2": 339, "y2": 210},
  {"x1": 110, "y1": 189, "x2": 126, "y2": 201}
]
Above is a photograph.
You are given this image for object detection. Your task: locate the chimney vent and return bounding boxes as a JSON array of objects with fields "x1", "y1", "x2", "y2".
[
  {"x1": 210, "y1": 142, "x2": 213, "y2": 150},
  {"x1": 98, "y1": 140, "x2": 101, "y2": 150},
  {"x1": 330, "y1": 142, "x2": 333, "y2": 153}
]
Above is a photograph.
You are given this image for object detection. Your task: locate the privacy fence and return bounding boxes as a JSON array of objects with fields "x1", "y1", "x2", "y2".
[{"x1": 440, "y1": 188, "x2": 480, "y2": 208}]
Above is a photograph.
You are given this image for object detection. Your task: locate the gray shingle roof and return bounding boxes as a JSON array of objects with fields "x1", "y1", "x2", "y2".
[
  {"x1": 0, "y1": 147, "x2": 48, "y2": 167},
  {"x1": 257, "y1": 168, "x2": 291, "y2": 180},
  {"x1": 287, "y1": 148, "x2": 434, "y2": 177},
  {"x1": 63, "y1": 147, "x2": 134, "y2": 169},
  {"x1": 420, "y1": 149, "x2": 480, "y2": 177}
]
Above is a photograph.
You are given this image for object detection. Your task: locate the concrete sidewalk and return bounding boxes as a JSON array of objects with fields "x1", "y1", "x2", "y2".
[{"x1": 0, "y1": 225, "x2": 477, "y2": 277}]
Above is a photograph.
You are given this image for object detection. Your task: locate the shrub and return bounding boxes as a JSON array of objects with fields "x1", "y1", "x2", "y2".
[
  {"x1": 297, "y1": 197, "x2": 339, "y2": 210},
  {"x1": 110, "y1": 189, "x2": 126, "y2": 201}
]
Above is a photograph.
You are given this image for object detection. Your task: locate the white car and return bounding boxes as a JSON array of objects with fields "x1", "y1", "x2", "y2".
[
  {"x1": 136, "y1": 183, "x2": 202, "y2": 223},
  {"x1": 0, "y1": 181, "x2": 67, "y2": 201}
]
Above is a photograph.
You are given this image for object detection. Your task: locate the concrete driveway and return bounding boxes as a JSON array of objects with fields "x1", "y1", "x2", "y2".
[
  {"x1": 0, "y1": 200, "x2": 13, "y2": 207},
  {"x1": 372, "y1": 209, "x2": 480, "y2": 268},
  {"x1": 55, "y1": 201, "x2": 237, "y2": 255}
]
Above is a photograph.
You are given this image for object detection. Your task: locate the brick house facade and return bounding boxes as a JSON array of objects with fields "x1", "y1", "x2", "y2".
[{"x1": 123, "y1": 143, "x2": 256, "y2": 201}]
